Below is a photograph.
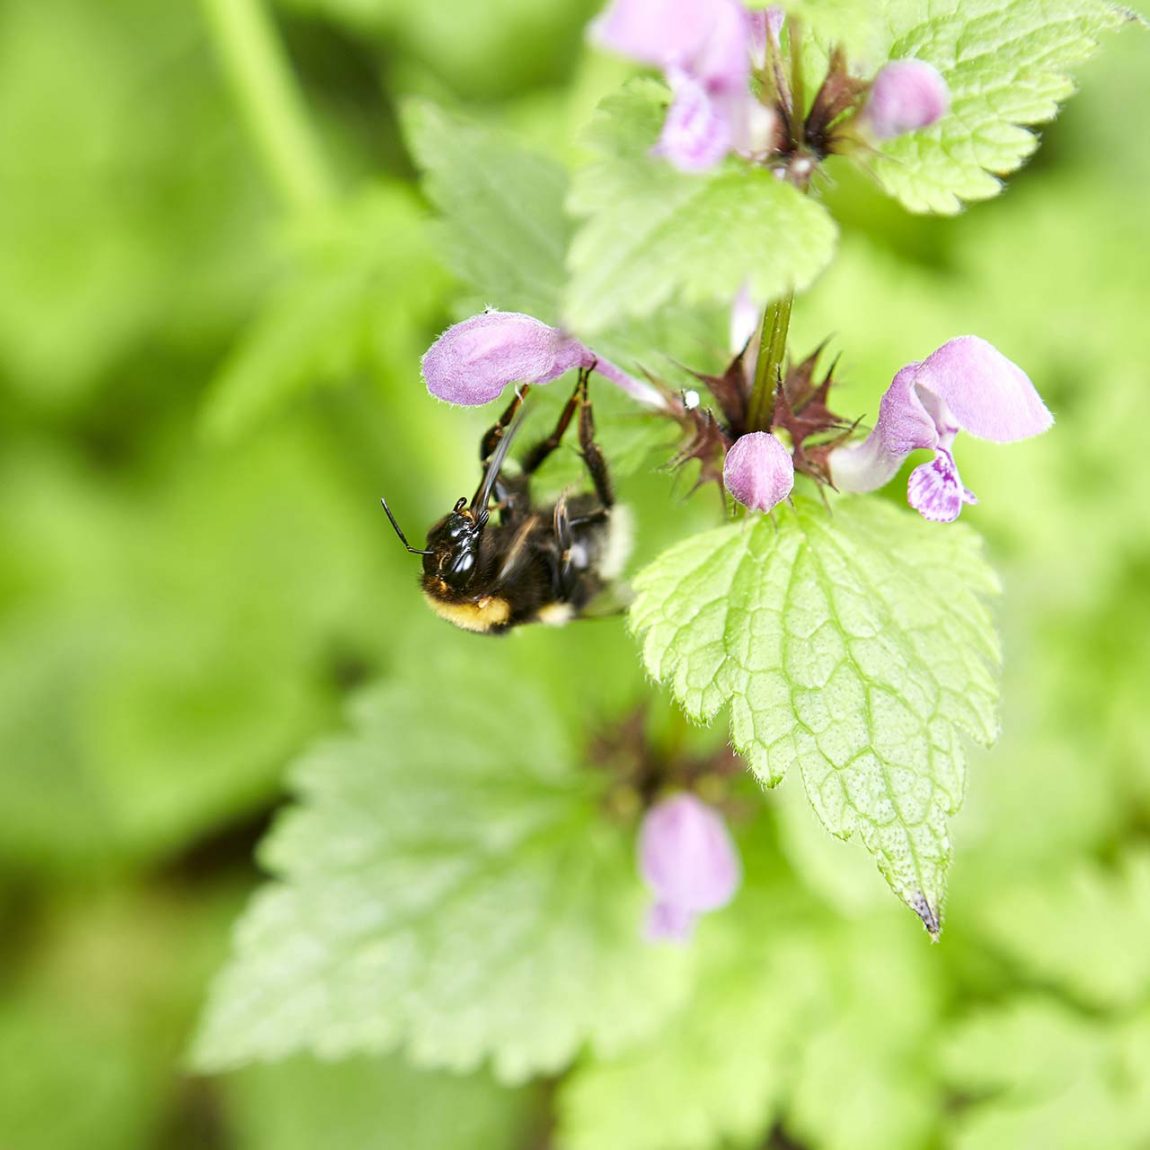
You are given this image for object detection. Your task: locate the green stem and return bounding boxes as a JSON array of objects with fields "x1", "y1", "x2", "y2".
[
  {"x1": 746, "y1": 292, "x2": 793, "y2": 433},
  {"x1": 199, "y1": 0, "x2": 336, "y2": 214},
  {"x1": 786, "y1": 15, "x2": 805, "y2": 148}
]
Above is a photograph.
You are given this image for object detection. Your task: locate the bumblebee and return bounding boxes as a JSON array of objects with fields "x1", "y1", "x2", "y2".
[{"x1": 381, "y1": 369, "x2": 632, "y2": 634}]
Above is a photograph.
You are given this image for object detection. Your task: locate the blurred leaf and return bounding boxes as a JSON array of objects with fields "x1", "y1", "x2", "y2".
[
  {"x1": 194, "y1": 651, "x2": 694, "y2": 1081},
  {"x1": 227, "y1": 1054, "x2": 541, "y2": 1150},
  {"x1": 973, "y1": 850, "x2": 1150, "y2": 1011},
  {"x1": 566, "y1": 82, "x2": 838, "y2": 333},
  {"x1": 0, "y1": 420, "x2": 400, "y2": 869},
  {"x1": 403, "y1": 101, "x2": 572, "y2": 321},
  {"x1": 557, "y1": 847, "x2": 818, "y2": 1150},
  {"x1": 0, "y1": 0, "x2": 268, "y2": 405},
  {"x1": 943, "y1": 1000, "x2": 1150, "y2": 1149},
  {"x1": 279, "y1": 0, "x2": 600, "y2": 99},
  {"x1": 0, "y1": 882, "x2": 242, "y2": 1150},
  {"x1": 786, "y1": 916, "x2": 943, "y2": 1150},
  {"x1": 203, "y1": 186, "x2": 448, "y2": 439},
  {"x1": 872, "y1": 0, "x2": 1131, "y2": 213},
  {"x1": 630, "y1": 496, "x2": 1001, "y2": 929}
]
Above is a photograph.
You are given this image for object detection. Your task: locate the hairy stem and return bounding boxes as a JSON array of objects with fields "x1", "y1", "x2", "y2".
[
  {"x1": 746, "y1": 292, "x2": 793, "y2": 432},
  {"x1": 199, "y1": 0, "x2": 336, "y2": 214}
]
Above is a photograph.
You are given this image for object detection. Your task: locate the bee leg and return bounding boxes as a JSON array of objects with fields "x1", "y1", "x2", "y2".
[
  {"x1": 553, "y1": 496, "x2": 575, "y2": 597},
  {"x1": 576, "y1": 372, "x2": 614, "y2": 509},
  {"x1": 521, "y1": 374, "x2": 585, "y2": 476}
]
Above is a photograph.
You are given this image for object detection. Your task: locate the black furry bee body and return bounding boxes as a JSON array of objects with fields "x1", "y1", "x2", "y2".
[{"x1": 382, "y1": 370, "x2": 631, "y2": 634}]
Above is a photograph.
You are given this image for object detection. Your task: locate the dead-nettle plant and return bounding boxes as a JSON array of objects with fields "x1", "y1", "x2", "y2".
[
  {"x1": 417, "y1": 0, "x2": 1129, "y2": 938},
  {"x1": 194, "y1": 0, "x2": 1136, "y2": 1090}
]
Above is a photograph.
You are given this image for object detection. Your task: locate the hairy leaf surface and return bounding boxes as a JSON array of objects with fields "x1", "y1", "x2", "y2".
[{"x1": 630, "y1": 496, "x2": 1001, "y2": 928}]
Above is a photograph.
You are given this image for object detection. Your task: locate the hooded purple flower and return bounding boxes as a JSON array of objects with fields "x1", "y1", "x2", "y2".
[
  {"x1": 865, "y1": 59, "x2": 949, "y2": 139},
  {"x1": 830, "y1": 336, "x2": 1052, "y2": 522},
  {"x1": 639, "y1": 793, "x2": 741, "y2": 942},
  {"x1": 591, "y1": 0, "x2": 754, "y2": 171},
  {"x1": 421, "y1": 310, "x2": 667, "y2": 409},
  {"x1": 723, "y1": 430, "x2": 794, "y2": 512}
]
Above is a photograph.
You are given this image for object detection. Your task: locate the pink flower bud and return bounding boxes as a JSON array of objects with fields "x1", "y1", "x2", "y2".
[
  {"x1": 723, "y1": 431, "x2": 795, "y2": 512},
  {"x1": 830, "y1": 336, "x2": 1052, "y2": 522},
  {"x1": 866, "y1": 59, "x2": 949, "y2": 140},
  {"x1": 639, "y1": 793, "x2": 741, "y2": 943}
]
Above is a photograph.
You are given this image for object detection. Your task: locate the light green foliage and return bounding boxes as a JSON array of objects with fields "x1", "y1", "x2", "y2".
[
  {"x1": 973, "y1": 850, "x2": 1150, "y2": 1010},
  {"x1": 204, "y1": 187, "x2": 449, "y2": 439},
  {"x1": 566, "y1": 82, "x2": 838, "y2": 333},
  {"x1": 560, "y1": 883, "x2": 946, "y2": 1150},
  {"x1": 0, "y1": 421, "x2": 400, "y2": 868},
  {"x1": 227, "y1": 1055, "x2": 541, "y2": 1150},
  {"x1": 872, "y1": 0, "x2": 1131, "y2": 213},
  {"x1": 403, "y1": 102, "x2": 572, "y2": 321},
  {"x1": 194, "y1": 654, "x2": 693, "y2": 1081},
  {"x1": 943, "y1": 1000, "x2": 1150, "y2": 1149},
  {"x1": 630, "y1": 497, "x2": 1001, "y2": 927},
  {"x1": 2, "y1": 0, "x2": 1146, "y2": 1145},
  {"x1": 786, "y1": 916, "x2": 943, "y2": 1150},
  {"x1": 557, "y1": 853, "x2": 818, "y2": 1150}
]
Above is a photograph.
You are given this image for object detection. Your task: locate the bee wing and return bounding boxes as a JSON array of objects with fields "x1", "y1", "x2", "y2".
[
  {"x1": 579, "y1": 580, "x2": 635, "y2": 620},
  {"x1": 497, "y1": 514, "x2": 541, "y2": 583}
]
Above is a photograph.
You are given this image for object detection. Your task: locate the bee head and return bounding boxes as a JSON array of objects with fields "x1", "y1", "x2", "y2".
[{"x1": 423, "y1": 497, "x2": 488, "y2": 590}]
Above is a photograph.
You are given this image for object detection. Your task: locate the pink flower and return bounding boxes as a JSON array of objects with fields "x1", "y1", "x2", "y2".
[
  {"x1": 746, "y1": 6, "x2": 784, "y2": 68},
  {"x1": 723, "y1": 430, "x2": 794, "y2": 512},
  {"x1": 590, "y1": 0, "x2": 754, "y2": 171},
  {"x1": 639, "y1": 793, "x2": 741, "y2": 943},
  {"x1": 421, "y1": 310, "x2": 667, "y2": 408},
  {"x1": 865, "y1": 59, "x2": 949, "y2": 140},
  {"x1": 830, "y1": 336, "x2": 1052, "y2": 522}
]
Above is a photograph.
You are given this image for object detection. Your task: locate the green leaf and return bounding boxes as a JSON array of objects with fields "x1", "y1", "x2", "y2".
[
  {"x1": 785, "y1": 916, "x2": 943, "y2": 1150},
  {"x1": 973, "y1": 850, "x2": 1150, "y2": 1010},
  {"x1": 943, "y1": 1000, "x2": 1150, "y2": 1150},
  {"x1": 202, "y1": 186, "x2": 447, "y2": 440},
  {"x1": 629, "y1": 496, "x2": 1001, "y2": 929},
  {"x1": 402, "y1": 100, "x2": 573, "y2": 322},
  {"x1": 872, "y1": 0, "x2": 1132, "y2": 214},
  {"x1": 566, "y1": 82, "x2": 838, "y2": 334},
  {"x1": 193, "y1": 654, "x2": 693, "y2": 1082},
  {"x1": 226, "y1": 1055, "x2": 541, "y2": 1150}
]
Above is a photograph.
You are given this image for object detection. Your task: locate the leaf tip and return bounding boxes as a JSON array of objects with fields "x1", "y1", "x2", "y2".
[{"x1": 908, "y1": 890, "x2": 942, "y2": 940}]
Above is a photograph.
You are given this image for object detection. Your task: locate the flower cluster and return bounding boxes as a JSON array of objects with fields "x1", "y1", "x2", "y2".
[
  {"x1": 420, "y1": 308, "x2": 1051, "y2": 524},
  {"x1": 589, "y1": 0, "x2": 950, "y2": 174}
]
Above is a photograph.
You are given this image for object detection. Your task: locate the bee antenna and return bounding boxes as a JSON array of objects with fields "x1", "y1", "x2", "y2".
[{"x1": 380, "y1": 497, "x2": 432, "y2": 556}]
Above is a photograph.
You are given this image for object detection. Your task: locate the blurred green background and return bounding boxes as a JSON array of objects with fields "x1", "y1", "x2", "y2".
[{"x1": 0, "y1": 0, "x2": 1147, "y2": 1146}]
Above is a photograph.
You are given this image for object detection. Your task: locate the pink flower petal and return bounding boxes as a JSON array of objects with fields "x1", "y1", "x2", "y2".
[
  {"x1": 589, "y1": 0, "x2": 716, "y2": 71},
  {"x1": 639, "y1": 794, "x2": 740, "y2": 938},
  {"x1": 723, "y1": 431, "x2": 795, "y2": 512},
  {"x1": 867, "y1": 59, "x2": 949, "y2": 140},
  {"x1": 907, "y1": 450, "x2": 976, "y2": 523},
  {"x1": 645, "y1": 900, "x2": 697, "y2": 942},
  {"x1": 913, "y1": 336, "x2": 1054, "y2": 443},
  {"x1": 421, "y1": 312, "x2": 588, "y2": 406},
  {"x1": 830, "y1": 335, "x2": 1050, "y2": 521},
  {"x1": 655, "y1": 70, "x2": 736, "y2": 171}
]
